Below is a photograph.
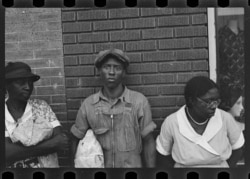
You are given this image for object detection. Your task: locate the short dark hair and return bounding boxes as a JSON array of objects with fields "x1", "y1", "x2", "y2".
[{"x1": 184, "y1": 76, "x2": 219, "y2": 107}]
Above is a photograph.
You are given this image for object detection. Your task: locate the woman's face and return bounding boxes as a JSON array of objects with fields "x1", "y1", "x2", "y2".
[
  {"x1": 192, "y1": 88, "x2": 220, "y2": 120},
  {"x1": 6, "y1": 78, "x2": 34, "y2": 102},
  {"x1": 229, "y1": 96, "x2": 244, "y2": 117}
]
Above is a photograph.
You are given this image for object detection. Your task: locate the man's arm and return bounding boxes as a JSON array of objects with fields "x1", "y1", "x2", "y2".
[
  {"x1": 142, "y1": 133, "x2": 156, "y2": 167},
  {"x1": 156, "y1": 151, "x2": 175, "y2": 168},
  {"x1": 227, "y1": 147, "x2": 243, "y2": 167},
  {"x1": 5, "y1": 126, "x2": 69, "y2": 166},
  {"x1": 70, "y1": 133, "x2": 80, "y2": 167}
]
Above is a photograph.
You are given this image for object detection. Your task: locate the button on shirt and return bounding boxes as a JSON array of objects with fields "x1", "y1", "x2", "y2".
[{"x1": 71, "y1": 87, "x2": 156, "y2": 168}]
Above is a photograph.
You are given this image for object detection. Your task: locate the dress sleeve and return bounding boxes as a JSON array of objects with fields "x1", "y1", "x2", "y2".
[
  {"x1": 156, "y1": 117, "x2": 173, "y2": 156},
  {"x1": 226, "y1": 113, "x2": 245, "y2": 150},
  {"x1": 70, "y1": 102, "x2": 89, "y2": 139},
  {"x1": 139, "y1": 97, "x2": 157, "y2": 138},
  {"x1": 42, "y1": 101, "x2": 61, "y2": 128}
]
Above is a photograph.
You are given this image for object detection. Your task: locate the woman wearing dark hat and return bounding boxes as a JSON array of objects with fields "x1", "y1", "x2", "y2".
[
  {"x1": 156, "y1": 76, "x2": 244, "y2": 168},
  {"x1": 5, "y1": 62, "x2": 69, "y2": 168}
]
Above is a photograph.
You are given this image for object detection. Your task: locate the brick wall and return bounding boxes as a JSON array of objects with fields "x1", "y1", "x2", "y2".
[
  {"x1": 5, "y1": 8, "x2": 68, "y2": 166},
  {"x1": 62, "y1": 8, "x2": 209, "y2": 139}
]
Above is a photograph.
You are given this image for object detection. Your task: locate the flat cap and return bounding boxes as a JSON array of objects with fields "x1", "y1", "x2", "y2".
[{"x1": 94, "y1": 49, "x2": 129, "y2": 69}]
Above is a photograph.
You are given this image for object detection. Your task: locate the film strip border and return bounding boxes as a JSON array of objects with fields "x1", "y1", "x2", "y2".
[
  {"x1": 1, "y1": 169, "x2": 250, "y2": 179},
  {"x1": 1, "y1": 0, "x2": 250, "y2": 7},
  {"x1": 1, "y1": 1, "x2": 250, "y2": 179}
]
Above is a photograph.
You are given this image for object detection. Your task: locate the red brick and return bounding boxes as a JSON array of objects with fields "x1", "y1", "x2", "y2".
[
  {"x1": 64, "y1": 56, "x2": 78, "y2": 66},
  {"x1": 33, "y1": 31, "x2": 62, "y2": 41},
  {"x1": 5, "y1": 50, "x2": 33, "y2": 61},
  {"x1": 64, "y1": 66, "x2": 94, "y2": 77},
  {"x1": 159, "y1": 62, "x2": 192, "y2": 72},
  {"x1": 77, "y1": 10, "x2": 107, "y2": 20},
  {"x1": 5, "y1": 22, "x2": 47, "y2": 33},
  {"x1": 79, "y1": 77, "x2": 101, "y2": 87},
  {"x1": 34, "y1": 68, "x2": 64, "y2": 77},
  {"x1": 127, "y1": 63, "x2": 158, "y2": 74},
  {"x1": 33, "y1": 12, "x2": 61, "y2": 22},
  {"x1": 62, "y1": 11, "x2": 76, "y2": 21},
  {"x1": 142, "y1": 74, "x2": 175, "y2": 84},
  {"x1": 63, "y1": 22, "x2": 91, "y2": 32},
  {"x1": 19, "y1": 41, "x2": 48, "y2": 50},
  {"x1": 176, "y1": 96, "x2": 186, "y2": 106},
  {"x1": 63, "y1": 34, "x2": 76, "y2": 44},
  {"x1": 174, "y1": 8, "x2": 207, "y2": 14},
  {"x1": 65, "y1": 78, "x2": 79, "y2": 87},
  {"x1": 20, "y1": 59, "x2": 50, "y2": 69},
  {"x1": 64, "y1": 44, "x2": 93, "y2": 54},
  {"x1": 176, "y1": 72, "x2": 208, "y2": 83},
  {"x1": 66, "y1": 88, "x2": 94, "y2": 98},
  {"x1": 5, "y1": 33, "x2": 19, "y2": 42},
  {"x1": 51, "y1": 77, "x2": 65, "y2": 85},
  {"x1": 148, "y1": 96, "x2": 176, "y2": 107},
  {"x1": 67, "y1": 99, "x2": 82, "y2": 109},
  {"x1": 109, "y1": 8, "x2": 139, "y2": 19},
  {"x1": 143, "y1": 51, "x2": 176, "y2": 62},
  {"x1": 124, "y1": 18, "x2": 155, "y2": 29},
  {"x1": 126, "y1": 40, "x2": 157, "y2": 52},
  {"x1": 35, "y1": 49, "x2": 63, "y2": 59},
  {"x1": 141, "y1": 8, "x2": 172, "y2": 16},
  {"x1": 78, "y1": 32, "x2": 108, "y2": 43},
  {"x1": 151, "y1": 107, "x2": 178, "y2": 118},
  {"x1": 159, "y1": 38, "x2": 191, "y2": 49},
  {"x1": 48, "y1": 40, "x2": 62, "y2": 49},
  {"x1": 50, "y1": 104, "x2": 67, "y2": 113},
  {"x1": 126, "y1": 53, "x2": 141, "y2": 63},
  {"x1": 52, "y1": 95, "x2": 66, "y2": 103},
  {"x1": 34, "y1": 77, "x2": 51, "y2": 86},
  {"x1": 79, "y1": 55, "x2": 95, "y2": 65},
  {"x1": 110, "y1": 30, "x2": 141, "y2": 41},
  {"x1": 5, "y1": 42, "x2": 19, "y2": 51},
  {"x1": 36, "y1": 86, "x2": 65, "y2": 95},
  {"x1": 159, "y1": 85, "x2": 185, "y2": 95},
  {"x1": 192, "y1": 37, "x2": 208, "y2": 48},
  {"x1": 47, "y1": 22, "x2": 61, "y2": 31},
  {"x1": 158, "y1": 16, "x2": 189, "y2": 27},
  {"x1": 5, "y1": 13, "x2": 33, "y2": 24},
  {"x1": 123, "y1": 75, "x2": 142, "y2": 85},
  {"x1": 176, "y1": 49, "x2": 208, "y2": 60},
  {"x1": 93, "y1": 20, "x2": 123, "y2": 31},
  {"x1": 55, "y1": 113, "x2": 68, "y2": 121},
  {"x1": 94, "y1": 42, "x2": 124, "y2": 53},
  {"x1": 142, "y1": 28, "x2": 173, "y2": 39},
  {"x1": 129, "y1": 86, "x2": 158, "y2": 96},
  {"x1": 67, "y1": 110, "x2": 78, "y2": 120},
  {"x1": 175, "y1": 26, "x2": 207, "y2": 37},
  {"x1": 192, "y1": 14, "x2": 207, "y2": 25},
  {"x1": 192, "y1": 60, "x2": 208, "y2": 71}
]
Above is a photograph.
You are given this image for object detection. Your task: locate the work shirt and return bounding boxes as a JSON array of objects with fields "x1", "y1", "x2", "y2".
[
  {"x1": 71, "y1": 87, "x2": 156, "y2": 168},
  {"x1": 156, "y1": 106, "x2": 245, "y2": 167}
]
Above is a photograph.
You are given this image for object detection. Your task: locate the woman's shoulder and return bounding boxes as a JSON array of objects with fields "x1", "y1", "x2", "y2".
[{"x1": 29, "y1": 98, "x2": 50, "y2": 108}]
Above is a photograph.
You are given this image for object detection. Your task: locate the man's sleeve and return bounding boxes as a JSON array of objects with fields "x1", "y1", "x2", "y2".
[
  {"x1": 70, "y1": 102, "x2": 89, "y2": 139},
  {"x1": 139, "y1": 97, "x2": 157, "y2": 138}
]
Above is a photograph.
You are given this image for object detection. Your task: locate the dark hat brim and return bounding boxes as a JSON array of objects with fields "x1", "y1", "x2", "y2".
[{"x1": 6, "y1": 72, "x2": 40, "y2": 82}]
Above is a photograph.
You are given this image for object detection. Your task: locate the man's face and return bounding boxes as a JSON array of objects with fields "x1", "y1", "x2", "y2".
[{"x1": 99, "y1": 57, "x2": 125, "y2": 89}]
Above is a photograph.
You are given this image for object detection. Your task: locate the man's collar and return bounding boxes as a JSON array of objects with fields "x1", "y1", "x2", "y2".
[{"x1": 92, "y1": 86, "x2": 131, "y2": 104}]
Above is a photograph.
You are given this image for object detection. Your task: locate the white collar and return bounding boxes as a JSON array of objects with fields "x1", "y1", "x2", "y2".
[
  {"x1": 5, "y1": 100, "x2": 32, "y2": 135},
  {"x1": 177, "y1": 105, "x2": 222, "y2": 155}
]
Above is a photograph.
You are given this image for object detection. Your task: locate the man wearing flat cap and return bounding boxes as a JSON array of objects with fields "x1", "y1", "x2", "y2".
[{"x1": 70, "y1": 49, "x2": 156, "y2": 168}]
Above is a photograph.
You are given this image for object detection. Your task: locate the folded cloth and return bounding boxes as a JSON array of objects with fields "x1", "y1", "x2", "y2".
[
  {"x1": 11, "y1": 117, "x2": 59, "y2": 168},
  {"x1": 75, "y1": 129, "x2": 104, "y2": 168}
]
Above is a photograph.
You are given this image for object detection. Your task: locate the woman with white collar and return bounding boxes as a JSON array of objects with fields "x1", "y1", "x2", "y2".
[{"x1": 156, "y1": 76, "x2": 244, "y2": 168}]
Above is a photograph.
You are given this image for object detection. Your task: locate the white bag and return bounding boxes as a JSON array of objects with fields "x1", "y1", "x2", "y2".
[{"x1": 74, "y1": 129, "x2": 104, "y2": 168}]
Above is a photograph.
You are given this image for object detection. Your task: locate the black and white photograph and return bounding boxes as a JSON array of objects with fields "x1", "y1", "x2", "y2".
[{"x1": 2, "y1": 5, "x2": 249, "y2": 179}]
